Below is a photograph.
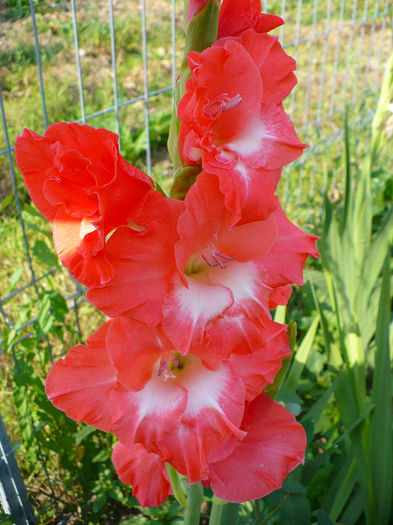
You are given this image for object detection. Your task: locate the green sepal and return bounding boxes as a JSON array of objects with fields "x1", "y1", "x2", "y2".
[
  {"x1": 165, "y1": 463, "x2": 188, "y2": 508},
  {"x1": 170, "y1": 164, "x2": 202, "y2": 199}
]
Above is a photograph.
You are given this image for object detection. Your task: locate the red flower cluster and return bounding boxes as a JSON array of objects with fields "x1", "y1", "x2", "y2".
[{"x1": 15, "y1": 0, "x2": 319, "y2": 509}]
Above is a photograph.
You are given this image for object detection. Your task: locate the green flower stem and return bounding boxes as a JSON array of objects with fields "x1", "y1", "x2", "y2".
[
  {"x1": 210, "y1": 497, "x2": 240, "y2": 525},
  {"x1": 183, "y1": 481, "x2": 203, "y2": 525},
  {"x1": 209, "y1": 496, "x2": 226, "y2": 525},
  {"x1": 221, "y1": 503, "x2": 240, "y2": 524}
]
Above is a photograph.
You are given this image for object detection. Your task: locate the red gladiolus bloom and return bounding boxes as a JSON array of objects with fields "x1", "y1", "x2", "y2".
[
  {"x1": 111, "y1": 394, "x2": 306, "y2": 506},
  {"x1": 87, "y1": 172, "x2": 318, "y2": 354},
  {"x1": 178, "y1": 29, "x2": 304, "y2": 220},
  {"x1": 15, "y1": 123, "x2": 153, "y2": 287},
  {"x1": 46, "y1": 315, "x2": 292, "y2": 487}
]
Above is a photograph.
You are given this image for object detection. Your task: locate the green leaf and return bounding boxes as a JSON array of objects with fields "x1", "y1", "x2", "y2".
[
  {"x1": 37, "y1": 294, "x2": 54, "y2": 335},
  {"x1": 32, "y1": 239, "x2": 59, "y2": 268},
  {"x1": 0, "y1": 194, "x2": 13, "y2": 212},
  {"x1": 264, "y1": 323, "x2": 295, "y2": 399},
  {"x1": 0, "y1": 515, "x2": 16, "y2": 525},
  {"x1": 316, "y1": 509, "x2": 334, "y2": 525},
  {"x1": 273, "y1": 304, "x2": 286, "y2": 324},
  {"x1": 310, "y1": 280, "x2": 342, "y2": 368},
  {"x1": 275, "y1": 384, "x2": 303, "y2": 416},
  {"x1": 75, "y1": 424, "x2": 96, "y2": 445},
  {"x1": 92, "y1": 492, "x2": 107, "y2": 513},
  {"x1": 356, "y1": 206, "x2": 393, "y2": 326},
  {"x1": 279, "y1": 491, "x2": 311, "y2": 525},
  {"x1": 286, "y1": 315, "x2": 319, "y2": 391},
  {"x1": 340, "y1": 485, "x2": 365, "y2": 525},
  {"x1": 92, "y1": 449, "x2": 110, "y2": 462},
  {"x1": 8, "y1": 267, "x2": 23, "y2": 293},
  {"x1": 170, "y1": 164, "x2": 201, "y2": 200},
  {"x1": 301, "y1": 379, "x2": 337, "y2": 426},
  {"x1": 370, "y1": 252, "x2": 392, "y2": 524},
  {"x1": 323, "y1": 457, "x2": 357, "y2": 520},
  {"x1": 119, "y1": 518, "x2": 149, "y2": 525},
  {"x1": 342, "y1": 110, "x2": 351, "y2": 232}
]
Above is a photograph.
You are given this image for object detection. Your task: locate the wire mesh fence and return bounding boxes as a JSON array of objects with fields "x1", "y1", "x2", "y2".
[{"x1": 0, "y1": 0, "x2": 392, "y2": 522}]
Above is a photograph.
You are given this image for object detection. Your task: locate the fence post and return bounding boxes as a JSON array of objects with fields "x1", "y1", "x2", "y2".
[{"x1": 0, "y1": 415, "x2": 36, "y2": 524}]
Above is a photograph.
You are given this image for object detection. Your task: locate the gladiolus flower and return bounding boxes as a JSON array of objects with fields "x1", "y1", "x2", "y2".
[
  {"x1": 111, "y1": 394, "x2": 306, "y2": 506},
  {"x1": 15, "y1": 123, "x2": 153, "y2": 287},
  {"x1": 87, "y1": 172, "x2": 318, "y2": 354},
  {"x1": 178, "y1": 30, "x2": 304, "y2": 220},
  {"x1": 46, "y1": 315, "x2": 292, "y2": 486}
]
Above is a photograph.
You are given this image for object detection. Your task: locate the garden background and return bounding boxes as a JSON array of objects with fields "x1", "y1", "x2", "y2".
[{"x1": 0, "y1": 0, "x2": 392, "y2": 524}]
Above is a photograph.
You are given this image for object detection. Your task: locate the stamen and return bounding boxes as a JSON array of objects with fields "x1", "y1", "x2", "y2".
[
  {"x1": 202, "y1": 253, "x2": 219, "y2": 267},
  {"x1": 201, "y1": 249, "x2": 236, "y2": 270},
  {"x1": 157, "y1": 355, "x2": 179, "y2": 381},
  {"x1": 205, "y1": 93, "x2": 243, "y2": 118},
  {"x1": 157, "y1": 358, "x2": 176, "y2": 381},
  {"x1": 223, "y1": 94, "x2": 242, "y2": 111},
  {"x1": 212, "y1": 254, "x2": 227, "y2": 269},
  {"x1": 215, "y1": 250, "x2": 236, "y2": 261}
]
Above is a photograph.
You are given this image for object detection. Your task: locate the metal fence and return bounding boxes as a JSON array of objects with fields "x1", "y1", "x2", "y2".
[{"x1": 0, "y1": 0, "x2": 392, "y2": 522}]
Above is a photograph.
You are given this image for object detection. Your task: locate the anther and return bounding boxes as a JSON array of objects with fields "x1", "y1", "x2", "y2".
[
  {"x1": 201, "y1": 249, "x2": 236, "y2": 269},
  {"x1": 205, "y1": 93, "x2": 243, "y2": 118},
  {"x1": 157, "y1": 358, "x2": 176, "y2": 381},
  {"x1": 202, "y1": 253, "x2": 219, "y2": 268}
]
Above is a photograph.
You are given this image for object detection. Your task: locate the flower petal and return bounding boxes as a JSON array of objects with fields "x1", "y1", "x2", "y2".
[
  {"x1": 45, "y1": 321, "x2": 117, "y2": 432},
  {"x1": 110, "y1": 375, "x2": 187, "y2": 452},
  {"x1": 147, "y1": 358, "x2": 246, "y2": 482},
  {"x1": 87, "y1": 192, "x2": 184, "y2": 322},
  {"x1": 218, "y1": 0, "x2": 283, "y2": 38},
  {"x1": 112, "y1": 442, "x2": 171, "y2": 507},
  {"x1": 180, "y1": 42, "x2": 262, "y2": 144},
  {"x1": 234, "y1": 30, "x2": 297, "y2": 105},
  {"x1": 107, "y1": 317, "x2": 171, "y2": 391},
  {"x1": 162, "y1": 277, "x2": 234, "y2": 354},
  {"x1": 225, "y1": 105, "x2": 306, "y2": 170},
  {"x1": 209, "y1": 394, "x2": 306, "y2": 502},
  {"x1": 263, "y1": 205, "x2": 320, "y2": 288}
]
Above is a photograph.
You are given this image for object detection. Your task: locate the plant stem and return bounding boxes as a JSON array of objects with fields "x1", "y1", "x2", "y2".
[
  {"x1": 209, "y1": 497, "x2": 225, "y2": 525},
  {"x1": 183, "y1": 481, "x2": 203, "y2": 525}
]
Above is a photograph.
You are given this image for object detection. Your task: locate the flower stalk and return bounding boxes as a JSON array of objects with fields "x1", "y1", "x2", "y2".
[
  {"x1": 183, "y1": 481, "x2": 203, "y2": 525},
  {"x1": 209, "y1": 496, "x2": 227, "y2": 525}
]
